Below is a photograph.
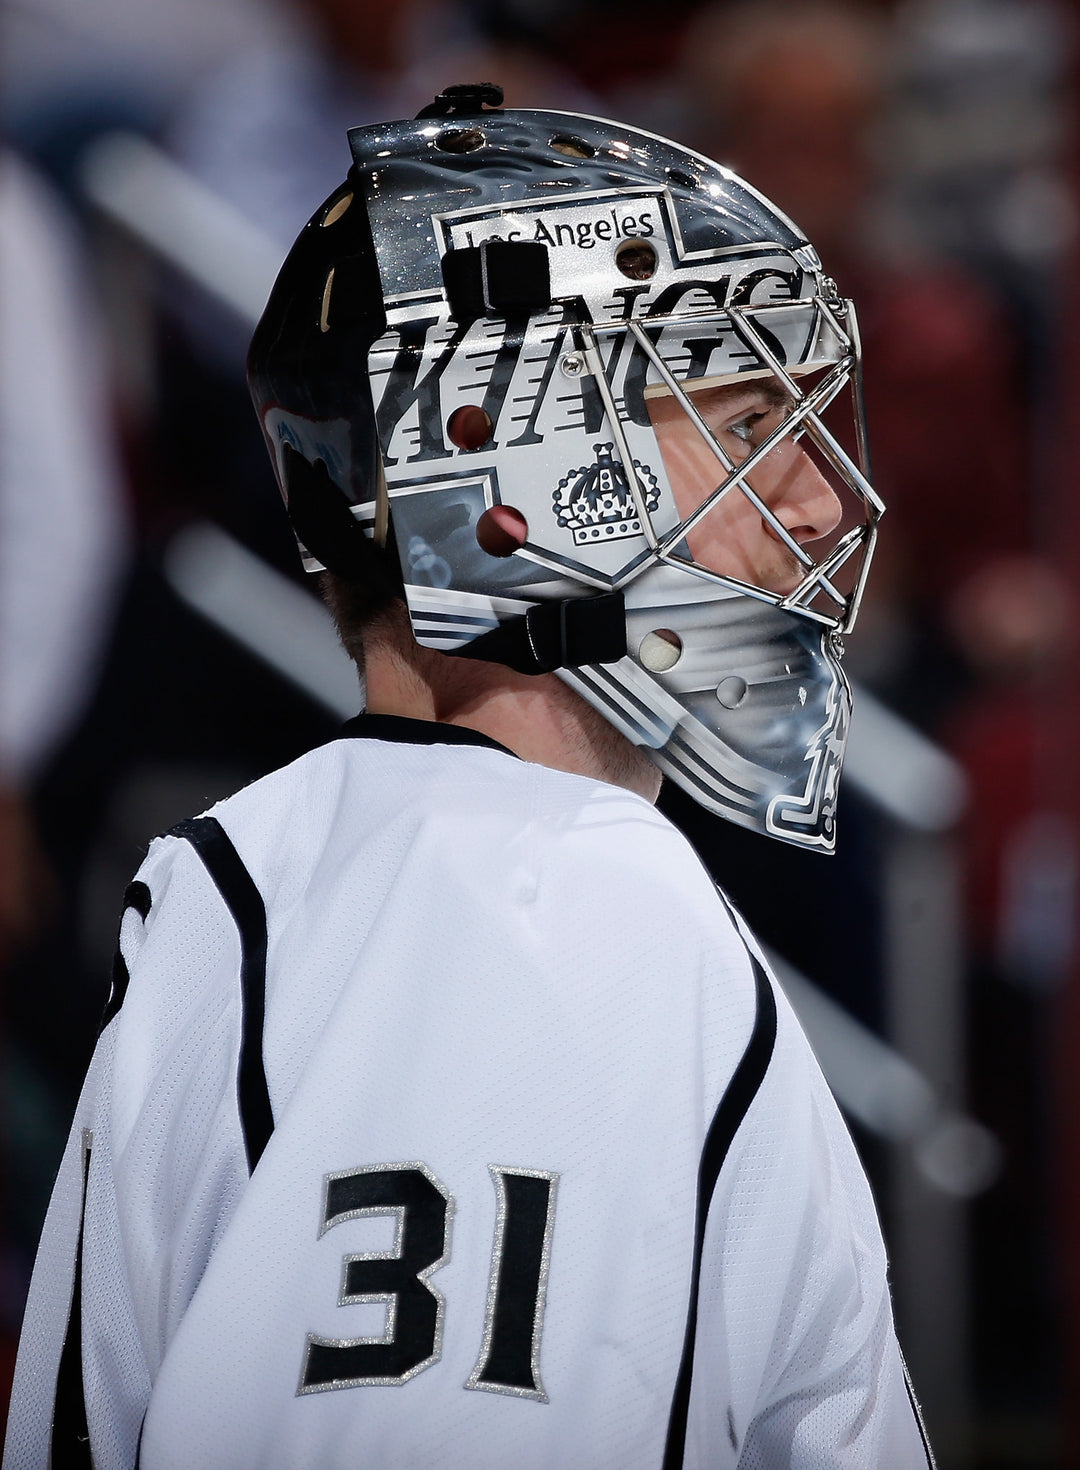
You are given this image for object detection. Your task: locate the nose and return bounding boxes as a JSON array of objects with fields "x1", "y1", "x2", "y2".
[{"x1": 755, "y1": 439, "x2": 842, "y2": 546}]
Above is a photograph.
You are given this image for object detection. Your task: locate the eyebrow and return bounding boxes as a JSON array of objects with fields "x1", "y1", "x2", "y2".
[
  {"x1": 693, "y1": 378, "x2": 794, "y2": 414},
  {"x1": 756, "y1": 380, "x2": 795, "y2": 410}
]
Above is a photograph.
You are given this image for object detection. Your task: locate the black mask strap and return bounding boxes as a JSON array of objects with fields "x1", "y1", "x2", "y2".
[{"x1": 452, "y1": 592, "x2": 627, "y2": 675}]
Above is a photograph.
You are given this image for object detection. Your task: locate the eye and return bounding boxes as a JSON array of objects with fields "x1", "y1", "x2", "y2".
[{"x1": 729, "y1": 411, "x2": 767, "y2": 444}]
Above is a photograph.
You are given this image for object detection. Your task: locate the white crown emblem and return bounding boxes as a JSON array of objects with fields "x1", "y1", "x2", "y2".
[{"x1": 553, "y1": 443, "x2": 660, "y2": 546}]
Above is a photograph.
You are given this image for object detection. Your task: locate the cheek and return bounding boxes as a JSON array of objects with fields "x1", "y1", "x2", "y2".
[
  {"x1": 654, "y1": 424, "x2": 759, "y2": 559},
  {"x1": 745, "y1": 438, "x2": 801, "y2": 497},
  {"x1": 685, "y1": 491, "x2": 757, "y2": 562},
  {"x1": 657, "y1": 424, "x2": 725, "y2": 520}
]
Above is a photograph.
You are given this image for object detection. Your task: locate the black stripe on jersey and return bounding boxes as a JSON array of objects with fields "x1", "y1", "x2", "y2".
[
  {"x1": 51, "y1": 1129, "x2": 93, "y2": 1469},
  {"x1": 662, "y1": 951, "x2": 778, "y2": 1470},
  {"x1": 171, "y1": 817, "x2": 274, "y2": 1172},
  {"x1": 100, "y1": 880, "x2": 152, "y2": 1033}
]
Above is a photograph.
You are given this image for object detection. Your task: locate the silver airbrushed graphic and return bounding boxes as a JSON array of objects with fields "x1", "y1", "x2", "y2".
[{"x1": 348, "y1": 110, "x2": 813, "y2": 303}]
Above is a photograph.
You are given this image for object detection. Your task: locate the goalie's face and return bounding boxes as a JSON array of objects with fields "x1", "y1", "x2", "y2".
[{"x1": 647, "y1": 379, "x2": 843, "y2": 596}]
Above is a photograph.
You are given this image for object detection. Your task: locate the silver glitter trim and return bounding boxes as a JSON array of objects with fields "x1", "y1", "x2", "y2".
[
  {"x1": 298, "y1": 1161, "x2": 454, "y2": 1394},
  {"x1": 465, "y1": 1165, "x2": 559, "y2": 1403}
]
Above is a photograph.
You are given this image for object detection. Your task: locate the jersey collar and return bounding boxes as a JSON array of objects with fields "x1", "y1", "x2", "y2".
[{"x1": 338, "y1": 712, "x2": 518, "y2": 759}]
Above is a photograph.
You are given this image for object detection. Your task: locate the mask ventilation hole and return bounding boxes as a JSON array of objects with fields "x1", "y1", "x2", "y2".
[
  {"x1": 321, "y1": 192, "x2": 353, "y2": 226},
  {"x1": 715, "y1": 676, "x2": 748, "y2": 709},
  {"x1": 447, "y1": 405, "x2": 493, "y2": 450},
  {"x1": 639, "y1": 629, "x2": 682, "y2": 672},
  {"x1": 551, "y1": 134, "x2": 595, "y2": 159},
  {"x1": 476, "y1": 505, "x2": 528, "y2": 557},
  {"x1": 615, "y1": 239, "x2": 657, "y2": 280},
  {"x1": 437, "y1": 128, "x2": 486, "y2": 154}
]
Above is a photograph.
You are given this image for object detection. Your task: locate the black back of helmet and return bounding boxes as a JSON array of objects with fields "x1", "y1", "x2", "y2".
[{"x1": 247, "y1": 174, "x2": 390, "y2": 584}]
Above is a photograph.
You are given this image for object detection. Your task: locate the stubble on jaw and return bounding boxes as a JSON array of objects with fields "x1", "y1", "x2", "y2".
[
  {"x1": 556, "y1": 682, "x2": 664, "y2": 804},
  {"x1": 687, "y1": 492, "x2": 808, "y2": 594}
]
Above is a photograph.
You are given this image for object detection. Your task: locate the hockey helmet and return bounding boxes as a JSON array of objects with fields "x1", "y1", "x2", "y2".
[{"x1": 248, "y1": 85, "x2": 882, "y2": 851}]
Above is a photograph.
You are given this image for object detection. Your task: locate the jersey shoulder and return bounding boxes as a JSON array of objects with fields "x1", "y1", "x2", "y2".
[{"x1": 185, "y1": 732, "x2": 734, "y2": 954}]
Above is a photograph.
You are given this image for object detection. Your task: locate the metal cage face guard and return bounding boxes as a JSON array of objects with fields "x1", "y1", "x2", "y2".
[
  {"x1": 573, "y1": 298, "x2": 880, "y2": 633},
  {"x1": 250, "y1": 106, "x2": 885, "y2": 851}
]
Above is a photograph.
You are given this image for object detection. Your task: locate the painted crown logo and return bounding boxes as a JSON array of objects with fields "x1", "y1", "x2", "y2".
[{"x1": 553, "y1": 443, "x2": 660, "y2": 546}]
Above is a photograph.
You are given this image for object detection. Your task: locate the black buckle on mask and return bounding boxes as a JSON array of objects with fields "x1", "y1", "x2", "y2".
[
  {"x1": 442, "y1": 238, "x2": 551, "y2": 322},
  {"x1": 453, "y1": 592, "x2": 627, "y2": 675}
]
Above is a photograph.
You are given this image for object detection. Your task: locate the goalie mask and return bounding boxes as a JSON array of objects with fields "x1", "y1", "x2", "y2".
[{"x1": 248, "y1": 88, "x2": 882, "y2": 852}]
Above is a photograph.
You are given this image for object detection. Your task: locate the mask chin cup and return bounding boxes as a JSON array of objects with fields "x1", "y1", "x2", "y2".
[{"x1": 561, "y1": 586, "x2": 850, "y2": 853}]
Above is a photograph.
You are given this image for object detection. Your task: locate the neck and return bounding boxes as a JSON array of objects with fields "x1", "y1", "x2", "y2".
[{"x1": 363, "y1": 607, "x2": 662, "y2": 803}]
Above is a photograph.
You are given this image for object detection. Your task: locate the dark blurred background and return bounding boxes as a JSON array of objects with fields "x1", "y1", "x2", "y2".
[{"x1": 3, "y1": 0, "x2": 1080, "y2": 1463}]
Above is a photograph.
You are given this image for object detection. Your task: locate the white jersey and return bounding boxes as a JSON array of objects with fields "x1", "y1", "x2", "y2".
[{"x1": 6, "y1": 716, "x2": 932, "y2": 1470}]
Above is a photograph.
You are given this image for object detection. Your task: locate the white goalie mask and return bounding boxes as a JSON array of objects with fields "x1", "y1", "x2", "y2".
[{"x1": 251, "y1": 94, "x2": 882, "y2": 851}]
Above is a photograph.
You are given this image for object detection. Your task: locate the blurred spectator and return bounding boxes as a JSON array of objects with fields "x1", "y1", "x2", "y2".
[
  {"x1": 890, "y1": 0, "x2": 1075, "y2": 346},
  {"x1": 0, "y1": 146, "x2": 130, "y2": 1422},
  {"x1": 0, "y1": 151, "x2": 128, "y2": 961},
  {"x1": 944, "y1": 554, "x2": 1078, "y2": 982},
  {"x1": 2, "y1": 0, "x2": 296, "y2": 159}
]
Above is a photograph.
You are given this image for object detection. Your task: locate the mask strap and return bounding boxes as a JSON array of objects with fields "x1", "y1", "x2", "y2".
[{"x1": 452, "y1": 592, "x2": 627, "y2": 675}]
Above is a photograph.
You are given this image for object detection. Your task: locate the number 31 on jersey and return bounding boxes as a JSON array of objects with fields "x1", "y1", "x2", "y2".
[{"x1": 299, "y1": 1163, "x2": 559, "y2": 1402}]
